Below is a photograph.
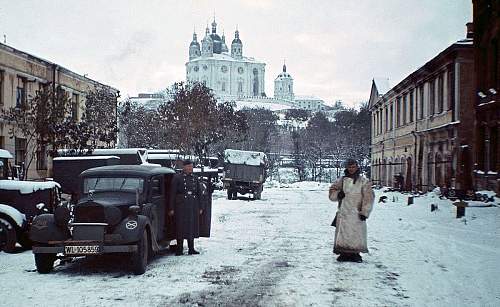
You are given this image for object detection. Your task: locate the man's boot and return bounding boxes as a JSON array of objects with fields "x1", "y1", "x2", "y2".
[
  {"x1": 336, "y1": 253, "x2": 349, "y2": 262},
  {"x1": 187, "y1": 239, "x2": 199, "y2": 255},
  {"x1": 352, "y1": 253, "x2": 363, "y2": 263},
  {"x1": 176, "y1": 239, "x2": 184, "y2": 256}
]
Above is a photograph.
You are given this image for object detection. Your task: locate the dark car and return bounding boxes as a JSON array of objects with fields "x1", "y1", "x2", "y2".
[
  {"x1": 30, "y1": 164, "x2": 212, "y2": 275},
  {"x1": 0, "y1": 180, "x2": 62, "y2": 252}
]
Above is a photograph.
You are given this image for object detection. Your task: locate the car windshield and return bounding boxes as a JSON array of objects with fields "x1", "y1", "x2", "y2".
[{"x1": 83, "y1": 177, "x2": 144, "y2": 194}]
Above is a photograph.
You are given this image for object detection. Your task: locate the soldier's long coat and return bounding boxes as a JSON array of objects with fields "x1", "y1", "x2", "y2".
[
  {"x1": 329, "y1": 175, "x2": 374, "y2": 254},
  {"x1": 169, "y1": 172, "x2": 203, "y2": 240}
]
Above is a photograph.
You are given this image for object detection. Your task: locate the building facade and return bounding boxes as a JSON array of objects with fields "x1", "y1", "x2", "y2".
[
  {"x1": 186, "y1": 20, "x2": 266, "y2": 100},
  {"x1": 0, "y1": 42, "x2": 118, "y2": 179},
  {"x1": 472, "y1": 0, "x2": 500, "y2": 193},
  {"x1": 369, "y1": 31, "x2": 474, "y2": 191}
]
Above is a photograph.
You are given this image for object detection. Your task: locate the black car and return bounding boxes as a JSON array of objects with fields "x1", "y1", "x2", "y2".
[
  {"x1": 0, "y1": 180, "x2": 62, "y2": 252},
  {"x1": 30, "y1": 164, "x2": 212, "y2": 275}
]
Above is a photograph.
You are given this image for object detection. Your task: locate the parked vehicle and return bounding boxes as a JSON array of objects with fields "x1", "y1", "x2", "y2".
[
  {"x1": 0, "y1": 149, "x2": 13, "y2": 179},
  {"x1": 222, "y1": 149, "x2": 267, "y2": 200},
  {"x1": 52, "y1": 156, "x2": 120, "y2": 195},
  {"x1": 30, "y1": 164, "x2": 213, "y2": 275},
  {"x1": 0, "y1": 180, "x2": 62, "y2": 252}
]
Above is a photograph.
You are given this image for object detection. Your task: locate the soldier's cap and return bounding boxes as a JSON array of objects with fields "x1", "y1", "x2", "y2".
[{"x1": 183, "y1": 159, "x2": 193, "y2": 166}]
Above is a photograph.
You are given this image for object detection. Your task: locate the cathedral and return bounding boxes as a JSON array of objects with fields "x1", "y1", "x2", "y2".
[
  {"x1": 185, "y1": 18, "x2": 326, "y2": 112},
  {"x1": 186, "y1": 19, "x2": 266, "y2": 99}
]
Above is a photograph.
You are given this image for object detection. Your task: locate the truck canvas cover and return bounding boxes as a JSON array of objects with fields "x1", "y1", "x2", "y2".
[{"x1": 224, "y1": 149, "x2": 266, "y2": 166}]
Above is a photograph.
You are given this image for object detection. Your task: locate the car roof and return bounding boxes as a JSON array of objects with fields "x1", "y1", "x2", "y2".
[{"x1": 80, "y1": 164, "x2": 175, "y2": 178}]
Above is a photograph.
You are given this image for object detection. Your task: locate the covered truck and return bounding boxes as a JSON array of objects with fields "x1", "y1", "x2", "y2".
[{"x1": 222, "y1": 149, "x2": 267, "y2": 200}]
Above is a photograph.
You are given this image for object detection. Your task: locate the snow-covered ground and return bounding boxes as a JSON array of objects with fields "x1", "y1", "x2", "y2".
[{"x1": 0, "y1": 182, "x2": 499, "y2": 306}]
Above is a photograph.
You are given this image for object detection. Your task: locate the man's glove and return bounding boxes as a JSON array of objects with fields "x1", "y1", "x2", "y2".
[
  {"x1": 337, "y1": 190, "x2": 345, "y2": 200},
  {"x1": 359, "y1": 214, "x2": 367, "y2": 221}
]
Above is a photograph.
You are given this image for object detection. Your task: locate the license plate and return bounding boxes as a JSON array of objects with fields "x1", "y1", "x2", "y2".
[{"x1": 64, "y1": 245, "x2": 101, "y2": 255}]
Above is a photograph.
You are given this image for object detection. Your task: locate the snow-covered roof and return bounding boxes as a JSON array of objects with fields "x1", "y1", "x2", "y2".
[
  {"x1": 294, "y1": 95, "x2": 324, "y2": 101},
  {"x1": 0, "y1": 149, "x2": 13, "y2": 159},
  {"x1": 53, "y1": 156, "x2": 120, "y2": 161},
  {"x1": 91, "y1": 148, "x2": 146, "y2": 155},
  {"x1": 235, "y1": 100, "x2": 294, "y2": 111},
  {"x1": 373, "y1": 78, "x2": 391, "y2": 96},
  {"x1": 0, "y1": 180, "x2": 60, "y2": 194},
  {"x1": 224, "y1": 149, "x2": 267, "y2": 166}
]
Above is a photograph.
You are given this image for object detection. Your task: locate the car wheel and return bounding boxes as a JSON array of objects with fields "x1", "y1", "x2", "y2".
[
  {"x1": 0, "y1": 218, "x2": 17, "y2": 253},
  {"x1": 34, "y1": 252, "x2": 56, "y2": 273},
  {"x1": 131, "y1": 229, "x2": 149, "y2": 275}
]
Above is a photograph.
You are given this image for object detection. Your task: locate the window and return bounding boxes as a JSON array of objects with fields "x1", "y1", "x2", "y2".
[
  {"x1": 16, "y1": 76, "x2": 27, "y2": 108},
  {"x1": 409, "y1": 90, "x2": 414, "y2": 123},
  {"x1": 0, "y1": 70, "x2": 4, "y2": 106},
  {"x1": 238, "y1": 82, "x2": 243, "y2": 93},
  {"x1": 0, "y1": 136, "x2": 4, "y2": 149},
  {"x1": 221, "y1": 82, "x2": 226, "y2": 92},
  {"x1": 15, "y1": 137, "x2": 26, "y2": 166},
  {"x1": 403, "y1": 95, "x2": 407, "y2": 125},
  {"x1": 36, "y1": 145, "x2": 47, "y2": 170},
  {"x1": 389, "y1": 103, "x2": 393, "y2": 130},
  {"x1": 71, "y1": 93, "x2": 79, "y2": 121},
  {"x1": 438, "y1": 74, "x2": 444, "y2": 113},
  {"x1": 419, "y1": 86, "x2": 424, "y2": 119},
  {"x1": 384, "y1": 107, "x2": 388, "y2": 132},
  {"x1": 429, "y1": 79, "x2": 435, "y2": 115},
  {"x1": 396, "y1": 97, "x2": 401, "y2": 127}
]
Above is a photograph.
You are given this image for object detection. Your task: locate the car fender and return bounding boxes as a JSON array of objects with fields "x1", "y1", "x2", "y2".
[
  {"x1": 113, "y1": 215, "x2": 150, "y2": 244},
  {"x1": 29, "y1": 214, "x2": 70, "y2": 243},
  {"x1": 0, "y1": 204, "x2": 26, "y2": 229}
]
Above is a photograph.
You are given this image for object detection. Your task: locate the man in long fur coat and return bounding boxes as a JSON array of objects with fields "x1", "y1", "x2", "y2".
[{"x1": 329, "y1": 159, "x2": 374, "y2": 262}]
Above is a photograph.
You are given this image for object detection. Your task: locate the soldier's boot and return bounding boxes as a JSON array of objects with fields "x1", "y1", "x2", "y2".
[
  {"x1": 176, "y1": 239, "x2": 184, "y2": 256},
  {"x1": 188, "y1": 239, "x2": 199, "y2": 255}
]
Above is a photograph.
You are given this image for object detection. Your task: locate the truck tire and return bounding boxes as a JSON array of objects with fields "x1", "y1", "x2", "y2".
[
  {"x1": 0, "y1": 218, "x2": 17, "y2": 253},
  {"x1": 232, "y1": 191, "x2": 238, "y2": 200},
  {"x1": 131, "y1": 229, "x2": 149, "y2": 275},
  {"x1": 34, "y1": 252, "x2": 56, "y2": 273},
  {"x1": 18, "y1": 232, "x2": 33, "y2": 250}
]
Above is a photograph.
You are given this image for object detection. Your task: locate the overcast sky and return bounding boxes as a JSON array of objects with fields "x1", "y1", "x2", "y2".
[{"x1": 0, "y1": 0, "x2": 471, "y2": 107}]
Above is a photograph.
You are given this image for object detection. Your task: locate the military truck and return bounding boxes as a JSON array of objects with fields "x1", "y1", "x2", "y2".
[
  {"x1": 0, "y1": 180, "x2": 62, "y2": 252},
  {"x1": 222, "y1": 149, "x2": 267, "y2": 200},
  {"x1": 30, "y1": 164, "x2": 212, "y2": 275}
]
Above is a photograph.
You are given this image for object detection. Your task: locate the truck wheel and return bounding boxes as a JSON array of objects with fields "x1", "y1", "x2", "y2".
[
  {"x1": 131, "y1": 229, "x2": 149, "y2": 275},
  {"x1": 232, "y1": 191, "x2": 238, "y2": 200},
  {"x1": 0, "y1": 218, "x2": 17, "y2": 253},
  {"x1": 254, "y1": 191, "x2": 261, "y2": 200},
  {"x1": 18, "y1": 232, "x2": 33, "y2": 250},
  {"x1": 34, "y1": 253, "x2": 56, "y2": 273}
]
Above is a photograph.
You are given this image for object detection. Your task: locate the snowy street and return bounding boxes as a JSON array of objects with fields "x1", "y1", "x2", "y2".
[{"x1": 1, "y1": 182, "x2": 499, "y2": 307}]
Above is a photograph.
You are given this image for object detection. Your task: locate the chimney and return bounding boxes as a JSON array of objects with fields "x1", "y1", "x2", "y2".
[{"x1": 466, "y1": 22, "x2": 474, "y2": 39}]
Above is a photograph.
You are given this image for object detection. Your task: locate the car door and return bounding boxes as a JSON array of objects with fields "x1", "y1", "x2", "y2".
[{"x1": 150, "y1": 175, "x2": 165, "y2": 241}]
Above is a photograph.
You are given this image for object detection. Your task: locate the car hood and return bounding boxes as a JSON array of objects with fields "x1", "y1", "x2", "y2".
[{"x1": 78, "y1": 192, "x2": 140, "y2": 207}]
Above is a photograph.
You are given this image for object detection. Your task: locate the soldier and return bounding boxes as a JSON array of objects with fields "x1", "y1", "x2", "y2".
[{"x1": 168, "y1": 159, "x2": 203, "y2": 256}]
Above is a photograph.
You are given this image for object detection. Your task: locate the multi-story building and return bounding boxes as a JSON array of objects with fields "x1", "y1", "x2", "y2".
[
  {"x1": 369, "y1": 27, "x2": 474, "y2": 191},
  {"x1": 472, "y1": 0, "x2": 500, "y2": 193},
  {"x1": 0, "y1": 42, "x2": 118, "y2": 179}
]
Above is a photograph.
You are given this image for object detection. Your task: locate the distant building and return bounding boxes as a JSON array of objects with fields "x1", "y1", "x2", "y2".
[
  {"x1": 0, "y1": 42, "x2": 118, "y2": 179},
  {"x1": 186, "y1": 19, "x2": 266, "y2": 100},
  {"x1": 472, "y1": 1, "x2": 500, "y2": 194},
  {"x1": 369, "y1": 27, "x2": 474, "y2": 191}
]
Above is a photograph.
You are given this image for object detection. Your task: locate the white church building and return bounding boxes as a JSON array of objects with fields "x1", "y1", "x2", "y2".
[
  {"x1": 186, "y1": 20, "x2": 266, "y2": 100},
  {"x1": 184, "y1": 18, "x2": 327, "y2": 112}
]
